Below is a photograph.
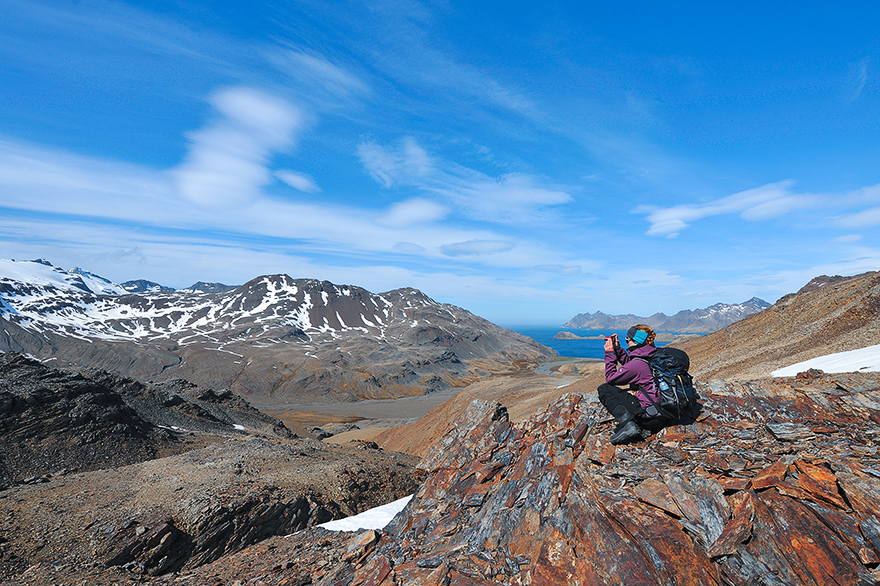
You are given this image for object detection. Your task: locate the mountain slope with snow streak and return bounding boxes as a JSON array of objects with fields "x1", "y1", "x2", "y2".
[
  {"x1": 0, "y1": 259, "x2": 553, "y2": 405},
  {"x1": 771, "y1": 344, "x2": 880, "y2": 376},
  {"x1": 678, "y1": 270, "x2": 880, "y2": 380}
]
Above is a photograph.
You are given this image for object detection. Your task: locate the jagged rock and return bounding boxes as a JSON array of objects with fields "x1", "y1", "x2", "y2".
[
  {"x1": 320, "y1": 371, "x2": 880, "y2": 585},
  {"x1": 0, "y1": 353, "x2": 292, "y2": 485}
]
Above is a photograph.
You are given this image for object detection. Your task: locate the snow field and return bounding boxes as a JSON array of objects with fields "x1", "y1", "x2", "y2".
[{"x1": 771, "y1": 344, "x2": 880, "y2": 377}]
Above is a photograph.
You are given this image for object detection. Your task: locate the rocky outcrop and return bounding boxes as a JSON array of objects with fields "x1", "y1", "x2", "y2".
[
  {"x1": 0, "y1": 435, "x2": 423, "y2": 583},
  {"x1": 316, "y1": 371, "x2": 880, "y2": 585},
  {"x1": 0, "y1": 353, "x2": 291, "y2": 486},
  {"x1": 565, "y1": 298, "x2": 770, "y2": 333}
]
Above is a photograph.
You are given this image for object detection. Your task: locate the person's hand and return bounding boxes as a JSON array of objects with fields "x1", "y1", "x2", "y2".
[{"x1": 603, "y1": 336, "x2": 614, "y2": 352}]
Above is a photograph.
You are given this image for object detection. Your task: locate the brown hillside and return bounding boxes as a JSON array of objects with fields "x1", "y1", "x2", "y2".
[
  {"x1": 373, "y1": 362, "x2": 607, "y2": 457},
  {"x1": 679, "y1": 270, "x2": 880, "y2": 380}
]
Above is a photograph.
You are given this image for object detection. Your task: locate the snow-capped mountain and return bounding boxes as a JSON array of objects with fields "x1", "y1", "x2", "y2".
[
  {"x1": 0, "y1": 259, "x2": 553, "y2": 404},
  {"x1": 120, "y1": 279, "x2": 175, "y2": 293},
  {"x1": 0, "y1": 258, "x2": 127, "y2": 295},
  {"x1": 563, "y1": 297, "x2": 770, "y2": 333}
]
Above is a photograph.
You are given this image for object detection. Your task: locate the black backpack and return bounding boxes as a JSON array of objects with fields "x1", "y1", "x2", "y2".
[{"x1": 635, "y1": 347, "x2": 699, "y2": 420}]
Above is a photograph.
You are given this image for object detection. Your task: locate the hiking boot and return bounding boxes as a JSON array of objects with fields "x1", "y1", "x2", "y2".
[{"x1": 609, "y1": 420, "x2": 643, "y2": 445}]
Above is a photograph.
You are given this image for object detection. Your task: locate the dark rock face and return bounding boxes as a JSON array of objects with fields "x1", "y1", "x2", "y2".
[
  {"x1": 320, "y1": 372, "x2": 880, "y2": 585},
  {"x1": 1, "y1": 268, "x2": 554, "y2": 405},
  {"x1": 0, "y1": 353, "x2": 291, "y2": 486},
  {"x1": 184, "y1": 281, "x2": 236, "y2": 293},
  {"x1": 564, "y1": 297, "x2": 771, "y2": 333}
]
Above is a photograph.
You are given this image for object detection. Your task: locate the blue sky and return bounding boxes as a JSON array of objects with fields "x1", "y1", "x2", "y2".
[{"x1": 1, "y1": 0, "x2": 879, "y2": 325}]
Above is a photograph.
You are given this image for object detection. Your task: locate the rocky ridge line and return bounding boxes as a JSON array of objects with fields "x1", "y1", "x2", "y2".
[
  {"x1": 1, "y1": 260, "x2": 554, "y2": 405},
  {"x1": 680, "y1": 269, "x2": 880, "y2": 380},
  {"x1": 310, "y1": 371, "x2": 880, "y2": 585},
  {"x1": 564, "y1": 297, "x2": 770, "y2": 334},
  {"x1": 0, "y1": 352, "x2": 291, "y2": 487}
]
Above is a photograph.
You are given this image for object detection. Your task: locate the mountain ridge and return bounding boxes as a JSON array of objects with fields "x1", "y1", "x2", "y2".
[
  {"x1": 679, "y1": 269, "x2": 880, "y2": 380},
  {"x1": 0, "y1": 259, "x2": 554, "y2": 405},
  {"x1": 564, "y1": 297, "x2": 771, "y2": 333}
]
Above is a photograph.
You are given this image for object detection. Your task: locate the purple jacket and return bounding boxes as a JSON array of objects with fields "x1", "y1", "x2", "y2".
[{"x1": 605, "y1": 344, "x2": 660, "y2": 408}]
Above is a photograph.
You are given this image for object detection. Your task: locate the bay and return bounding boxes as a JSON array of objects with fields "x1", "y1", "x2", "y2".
[{"x1": 507, "y1": 327, "x2": 629, "y2": 359}]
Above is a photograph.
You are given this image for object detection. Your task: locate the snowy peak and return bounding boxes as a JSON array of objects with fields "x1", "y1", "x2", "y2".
[
  {"x1": 0, "y1": 258, "x2": 117, "y2": 295},
  {"x1": 564, "y1": 298, "x2": 770, "y2": 333},
  {"x1": 121, "y1": 280, "x2": 175, "y2": 293},
  {"x1": 0, "y1": 259, "x2": 553, "y2": 404}
]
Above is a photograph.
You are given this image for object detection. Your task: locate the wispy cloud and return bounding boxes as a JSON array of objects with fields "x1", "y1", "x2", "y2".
[
  {"x1": 378, "y1": 198, "x2": 448, "y2": 227},
  {"x1": 639, "y1": 181, "x2": 821, "y2": 237},
  {"x1": 358, "y1": 138, "x2": 572, "y2": 223},
  {"x1": 835, "y1": 207, "x2": 880, "y2": 228},
  {"x1": 266, "y1": 50, "x2": 370, "y2": 98},
  {"x1": 531, "y1": 264, "x2": 582, "y2": 275},
  {"x1": 357, "y1": 138, "x2": 434, "y2": 189},
  {"x1": 440, "y1": 240, "x2": 514, "y2": 257},
  {"x1": 275, "y1": 169, "x2": 321, "y2": 193},
  {"x1": 844, "y1": 57, "x2": 870, "y2": 103},
  {"x1": 0, "y1": 120, "x2": 580, "y2": 271},
  {"x1": 173, "y1": 87, "x2": 304, "y2": 207}
]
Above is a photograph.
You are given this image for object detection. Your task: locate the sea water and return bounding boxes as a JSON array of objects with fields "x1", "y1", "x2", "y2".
[{"x1": 506, "y1": 327, "x2": 630, "y2": 359}]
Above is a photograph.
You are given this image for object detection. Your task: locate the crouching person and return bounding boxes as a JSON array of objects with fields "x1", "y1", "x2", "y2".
[{"x1": 598, "y1": 324, "x2": 659, "y2": 445}]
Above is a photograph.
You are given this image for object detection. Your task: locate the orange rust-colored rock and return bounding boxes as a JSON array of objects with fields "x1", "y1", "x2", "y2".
[{"x1": 317, "y1": 371, "x2": 880, "y2": 586}]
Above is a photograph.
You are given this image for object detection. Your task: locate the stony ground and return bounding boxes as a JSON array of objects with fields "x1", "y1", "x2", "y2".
[
  {"x1": 28, "y1": 369, "x2": 875, "y2": 586},
  {"x1": 0, "y1": 437, "x2": 421, "y2": 585},
  {"x1": 0, "y1": 353, "x2": 423, "y2": 585},
  {"x1": 310, "y1": 371, "x2": 880, "y2": 585},
  {"x1": 0, "y1": 353, "x2": 292, "y2": 487}
]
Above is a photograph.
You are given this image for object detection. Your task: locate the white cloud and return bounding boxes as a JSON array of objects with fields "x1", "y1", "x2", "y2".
[
  {"x1": 378, "y1": 198, "x2": 448, "y2": 227},
  {"x1": 173, "y1": 87, "x2": 304, "y2": 208},
  {"x1": 275, "y1": 169, "x2": 321, "y2": 193},
  {"x1": 0, "y1": 131, "x2": 585, "y2": 274},
  {"x1": 844, "y1": 58, "x2": 869, "y2": 103},
  {"x1": 267, "y1": 50, "x2": 370, "y2": 97},
  {"x1": 531, "y1": 265, "x2": 582, "y2": 275},
  {"x1": 833, "y1": 234, "x2": 863, "y2": 243},
  {"x1": 392, "y1": 242, "x2": 426, "y2": 254},
  {"x1": 357, "y1": 138, "x2": 434, "y2": 189},
  {"x1": 640, "y1": 181, "x2": 821, "y2": 237},
  {"x1": 357, "y1": 138, "x2": 571, "y2": 223},
  {"x1": 440, "y1": 240, "x2": 514, "y2": 257},
  {"x1": 835, "y1": 207, "x2": 880, "y2": 228}
]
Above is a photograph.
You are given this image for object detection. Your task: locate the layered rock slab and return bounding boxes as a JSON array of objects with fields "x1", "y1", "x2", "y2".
[{"x1": 320, "y1": 372, "x2": 880, "y2": 585}]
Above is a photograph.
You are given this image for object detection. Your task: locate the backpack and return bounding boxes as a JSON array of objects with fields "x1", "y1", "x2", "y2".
[{"x1": 635, "y1": 347, "x2": 699, "y2": 420}]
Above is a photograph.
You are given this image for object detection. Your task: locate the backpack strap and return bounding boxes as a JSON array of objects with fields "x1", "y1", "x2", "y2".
[{"x1": 632, "y1": 357, "x2": 662, "y2": 414}]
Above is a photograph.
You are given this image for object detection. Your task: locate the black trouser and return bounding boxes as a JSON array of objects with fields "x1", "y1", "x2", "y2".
[{"x1": 597, "y1": 383, "x2": 643, "y2": 424}]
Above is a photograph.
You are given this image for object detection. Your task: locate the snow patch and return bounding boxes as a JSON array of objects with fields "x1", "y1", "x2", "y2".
[
  {"x1": 772, "y1": 344, "x2": 880, "y2": 377},
  {"x1": 318, "y1": 495, "x2": 413, "y2": 532}
]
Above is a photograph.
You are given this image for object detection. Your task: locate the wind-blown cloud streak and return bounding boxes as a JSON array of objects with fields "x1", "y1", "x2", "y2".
[
  {"x1": 640, "y1": 181, "x2": 822, "y2": 237},
  {"x1": 357, "y1": 138, "x2": 572, "y2": 224}
]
